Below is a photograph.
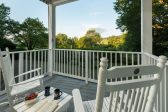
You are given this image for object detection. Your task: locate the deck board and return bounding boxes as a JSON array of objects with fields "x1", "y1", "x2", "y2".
[{"x1": 0, "y1": 74, "x2": 109, "y2": 112}]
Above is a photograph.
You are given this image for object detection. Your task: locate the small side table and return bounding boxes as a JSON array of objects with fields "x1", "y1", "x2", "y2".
[{"x1": 14, "y1": 87, "x2": 72, "y2": 112}]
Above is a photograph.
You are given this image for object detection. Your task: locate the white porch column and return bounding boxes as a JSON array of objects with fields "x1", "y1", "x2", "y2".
[
  {"x1": 141, "y1": 0, "x2": 152, "y2": 54},
  {"x1": 48, "y1": 4, "x2": 55, "y2": 76}
]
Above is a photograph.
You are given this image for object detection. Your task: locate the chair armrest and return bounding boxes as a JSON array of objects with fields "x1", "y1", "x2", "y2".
[
  {"x1": 10, "y1": 75, "x2": 44, "y2": 87},
  {"x1": 14, "y1": 68, "x2": 41, "y2": 79},
  {"x1": 72, "y1": 89, "x2": 85, "y2": 112}
]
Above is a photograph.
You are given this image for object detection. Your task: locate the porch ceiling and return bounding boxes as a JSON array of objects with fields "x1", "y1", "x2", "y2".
[{"x1": 40, "y1": 0, "x2": 78, "y2": 6}]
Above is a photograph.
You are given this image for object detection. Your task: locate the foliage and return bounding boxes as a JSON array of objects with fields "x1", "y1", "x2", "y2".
[
  {"x1": 77, "y1": 29, "x2": 101, "y2": 49},
  {"x1": 114, "y1": 0, "x2": 141, "y2": 51},
  {"x1": 0, "y1": 3, "x2": 18, "y2": 50},
  {"x1": 152, "y1": 0, "x2": 168, "y2": 56},
  {"x1": 0, "y1": 38, "x2": 16, "y2": 50},
  {"x1": 85, "y1": 29, "x2": 101, "y2": 44},
  {"x1": 14, "y1": 18, "x2": 48, "y2": 50},
  {"x1": 56, "y1": 33, "x2": 72, "y2": 48},
  {"x1": 114, "y1": 0, "x2": 168, "y2": 56},
  {"x1": 55, "y1": 29, "x2": 124, "y2": 51},
  {"x1": 107, "y1": 34, "x2": 126, "y2": 49},
  {"x1": 0, "y1": 3, "x2": 20, "y2": 39}
]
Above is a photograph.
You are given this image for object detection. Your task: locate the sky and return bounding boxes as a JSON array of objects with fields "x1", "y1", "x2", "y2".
[{"x1": 0, "y1": 0, "x2": 122, "y2": 38}]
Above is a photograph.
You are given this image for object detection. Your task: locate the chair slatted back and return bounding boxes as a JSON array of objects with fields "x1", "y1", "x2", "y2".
[
  {"x1": 0, "y1": 49, "x2": 15, "y2": 87},
  {"x1": 95, "y1": 56, "x2": 167, "y2": 112}
]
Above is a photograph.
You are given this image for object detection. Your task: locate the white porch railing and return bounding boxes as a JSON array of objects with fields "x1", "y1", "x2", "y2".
[
  {"x1": 53, "y1": 49, "x2": 142, "y2": 83},
  {"x1": 0, "y1": 49, "x2": 167, "y2": 112}
]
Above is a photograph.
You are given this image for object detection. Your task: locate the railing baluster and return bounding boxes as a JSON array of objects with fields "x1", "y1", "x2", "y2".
[
  {"x1": 30, "y1": 51, "x2": 32, "y2": 78},
  {"x1": 56, "y1": 50, "x2": 58, "y2": 72},
  {"x1": 93, "y1": 52, "x2": 95, "y2": 79},
  {"x1": 34, "y1": 51, "x2": 36, "y2": 76},
  {"x1": 97, "y1": 52, "x2": 99, "y2": 80},
  {"x1": 75, "y1": 51, "x2": 77, "y2": 76},
  {"x1": 66, "y1": 50, "x2": 68, "y2": 74},
  {"x1": 53, "y1": 50, "x2": 55, "y2": 72},
  {"x1": 110, "y1": 52, "x2": 112, "y2": 67},
  {"x1": 41, "y1": 50, "x2": 43, "y2": 74},
  {"x1": 132, "y1": 53, "x2": 134, "y2": 65},
  {"x1": 11, "y1": 53, "x2": 14, "y2": 76},
  {"x1": 70, "y1": 50, "x2": 71, "y2": 74},
  {"x1": 115, "y1": 53, "x2": 117, "y2": 66},
  {"x1": 78, "y1": 51, "x2": 80, "y2": 76},
  {"x1": 59, "y1": 50, "x2": 60, "y2": 72},
  {"x1": 120, "y1": 53, "x2": 122, "y2": 66},
  {"x1": 25, "y1": 52, "x2": 28, "y2": 80},
  {"x1": 85, "y1": 51, "x2": 88, "y2": 84},
  {"x1": 126, "y1": 53, "x2": 128, "y2": 66},
  {"x1": 82, "y1": 51, "x2": 84, "y2": 77},
  {"x1": 64, "y1": 50, "x2": 65, "y2": 73},
  {"x1": 19, "y1": 52, "x2": 24, "y2": 82},
  {"x1": 89, "y1": 52, "x2": 91, "y2": 79},
  {"x1": 138, "y1": 54, "x2": 140, "y2": 65},
  {"x1": 44, "y1": 50, "x2": 47, "y2": 74}
]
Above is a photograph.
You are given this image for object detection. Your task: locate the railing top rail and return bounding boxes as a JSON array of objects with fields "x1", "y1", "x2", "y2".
[
  {"x1": 143, "y1": 52, "x2": 159, "y2": 60},
  {"x1": 143, "y1": 52, "x2": 168, "y2": 65},
  {"x1": 53, "y1": 48, "x2": 142, "y2": 54},
  {"x1": 10, "y1": 49, "x2": 49, "y2": 54}
]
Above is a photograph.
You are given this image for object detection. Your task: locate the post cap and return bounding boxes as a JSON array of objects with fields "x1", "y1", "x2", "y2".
[{"x1": 158, "y1": 55, "x2": 167, "y2": 63}]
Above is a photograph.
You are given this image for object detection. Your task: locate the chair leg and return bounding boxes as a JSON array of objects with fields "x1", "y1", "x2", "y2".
[{"x1": 7, "y1": 94, "x2": 16, "y2": 112}]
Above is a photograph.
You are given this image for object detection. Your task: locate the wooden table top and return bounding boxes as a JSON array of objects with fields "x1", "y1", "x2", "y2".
[{"x1": 14, "y1": 87, "x2": 72, "y2": 112}]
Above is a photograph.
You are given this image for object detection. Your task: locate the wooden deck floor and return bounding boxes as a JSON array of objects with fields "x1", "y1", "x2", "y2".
[{"x1": 0, "y1": 74, "x2": 109, "y2": 112}]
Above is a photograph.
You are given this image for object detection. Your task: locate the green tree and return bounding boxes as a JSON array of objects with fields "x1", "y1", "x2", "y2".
[
  {"x1": 15, "y1": 18, "x2": 48, "y2": 50},
  {"x1": 114, "y1": 0, "x2": 168, "y2": 56},
  {"x1": 56, "y1": 33, "x2": 72, "y2": 48},
  {"x1": 0, "y1": 3, "x2": 17, "y2": 50},
  {"x1": 152, "y1": 0, "x2": 168, "y2": 56},
  {"x1": 77, "y1": 36, "x2": 93, "y2": 48},
  {"x1": 114, "y1": 0, "x2": 141, "y2": 51},
  {"x1": 85, "y1": 29, "x2": 101, "y2": 44},
  {"x1": 107, "y1": 34, "x2": 126, "y2": 49},
  {"x1": 77, "y1": 29, "x2": 101, "y2": 49}
]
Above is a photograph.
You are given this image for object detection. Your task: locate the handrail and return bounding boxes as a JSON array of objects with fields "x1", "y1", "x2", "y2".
[
  {"x1": 10, "y1": 49, "x2": 48, "y2": 54},
  {"x1": 53, "y1": 48, "x2": 142, "y2": 54}
]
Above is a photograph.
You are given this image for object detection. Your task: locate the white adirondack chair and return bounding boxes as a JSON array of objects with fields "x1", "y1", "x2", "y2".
[
  {"x1": 0, "y1": 48, "x2": 44, "y2": 111},
  {"x1": 72, "y1": 56, "x2": 167, "y2": 112}
]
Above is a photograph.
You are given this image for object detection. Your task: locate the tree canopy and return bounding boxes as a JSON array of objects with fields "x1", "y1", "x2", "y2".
[
  {"x1": 56, "y1": 33, "x2": 72, "y2": 48},
  {"x1": 0, "y1": 3, "x2": 17, "y2": 50},
  {"x1": 14, "y1": 18, "x2": 48, "y2": 50},
  {"x1": 114, "y1": 0, "x2": 141, "y2": 52},
  {"x1": 152, "y1": 0, "x2": 168, "y2": 56}
]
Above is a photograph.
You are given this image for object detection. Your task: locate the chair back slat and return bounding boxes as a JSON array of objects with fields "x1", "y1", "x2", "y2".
[
  {"x1": 123, "y1": 89, "x2": 131, "y2": 112},
  {"x1": 128, "y1": 89, "x2": 135, "y2": 112},
  {"x1": 137, "y1": 87, "x2": 145, "y2": 112},
  {"x1": 141, "y1": 87, "x2": 150, "y2": 112},
  {"x1": 107, "y1": 65, "x2": 160, "y2": 79},
  {"x1": 108, "y1": 92, "x2": 113, "y2": 112},
  {"x1": 0, "y1": 49, "x2": 15, "y2": 86},
  {"x1": 95, "y1": 56, "x2": 167, "y2": 112},
  {"x1": 113, "y1": 91, "x2": 119, "y2": 112}
]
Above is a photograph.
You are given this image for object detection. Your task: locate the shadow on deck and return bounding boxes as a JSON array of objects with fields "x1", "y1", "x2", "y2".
[{"x1": 0, "y1": 74, "x2": 102, "y2": 112}]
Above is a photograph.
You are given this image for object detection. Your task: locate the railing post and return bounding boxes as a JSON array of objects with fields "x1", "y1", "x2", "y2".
[
  {"x1": 85, "y1": 51, "x2": 88, "y2": 84},
  {"x1": 19, "y1": 53, "x2": 23, "y2": 82},
  {"x1": 48, "y1": 49, "x2": 53, "y2": 76}
]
